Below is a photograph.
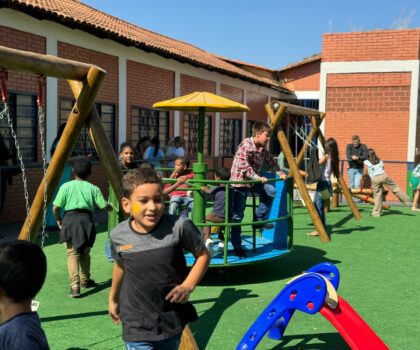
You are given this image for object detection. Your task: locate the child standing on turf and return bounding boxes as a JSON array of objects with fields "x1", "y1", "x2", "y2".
[
  {"x1": 363, "y1": 148, "x2": 410, "y2": 217},
  {"x1": 230, "y1": 121, "x2": 287, "y2": 257},
  {"x1": 167, "y1": 157, "x2": 194, "y2": 217},
  {"x1": 410, "y1": 153, "x2": 420, "y2": 212},
  {"x1": 201, "y1": 167, "x2": 231, "y2": 253},
  {"x1": 53, "y1": 156, "x2": 109, "y2": 298},
  {"x1": 0, "y1": 240, "x2": 50, "y2": 349},
  {"x1": 109, "y1": 168, "x2": 210, "y2": 349}
]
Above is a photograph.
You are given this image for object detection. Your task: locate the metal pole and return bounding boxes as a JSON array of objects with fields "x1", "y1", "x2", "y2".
[{"x1": 192, "y1": 107, "x2": 207, "y2": 223}]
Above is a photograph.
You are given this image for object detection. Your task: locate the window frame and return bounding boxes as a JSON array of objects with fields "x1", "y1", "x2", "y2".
[
  {"x1": 0, "y1": 91, "x2": 38, "y2": 163},
  {"x1": 219, "y1": 117, "x2": 243, "y2": 156}
]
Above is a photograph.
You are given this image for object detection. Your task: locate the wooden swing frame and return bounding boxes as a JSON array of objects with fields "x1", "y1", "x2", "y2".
[
  {"x1": 266, "y1": 101, "x2": 361, "y2": 242},
  {"x1": 0, "y1": 45, "x2": 124, "y2": 242},
  {"x1": 0, "y1": 45, "x2": 199, "y2": 350}
]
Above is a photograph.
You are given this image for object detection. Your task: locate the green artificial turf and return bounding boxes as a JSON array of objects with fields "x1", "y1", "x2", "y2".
[{"x1": 36, "y1": 204, "x2": 420, "y2": 349}]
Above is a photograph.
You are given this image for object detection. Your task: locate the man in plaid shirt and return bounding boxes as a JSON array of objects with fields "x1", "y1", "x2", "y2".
[{"x1": 230, "y1": 121, "x2": 287, "y2": 258}]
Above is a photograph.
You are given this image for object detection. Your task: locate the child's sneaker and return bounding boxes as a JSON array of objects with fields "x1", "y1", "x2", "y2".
[
  {"x1": 218, "y1": 241, "x2": 225, "y2": 249},
  {"x1": 69, "y1": 285, "x2": 80, "y2": 298},
  {"x1": 205, "y1": 238, "x2": 214, "y2": 257}
]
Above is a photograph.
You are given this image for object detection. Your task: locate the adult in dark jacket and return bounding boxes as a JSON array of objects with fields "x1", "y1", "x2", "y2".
[{"x1": 346, "y1": 135, "x2": 368, "y2": 189}]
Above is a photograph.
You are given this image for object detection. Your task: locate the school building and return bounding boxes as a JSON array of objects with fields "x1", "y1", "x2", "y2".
[{"x1": 0, "y1": 0, "x2": 419, "y2": 223}]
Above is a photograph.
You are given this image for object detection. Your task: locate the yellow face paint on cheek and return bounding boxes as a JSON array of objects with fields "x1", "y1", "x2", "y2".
[{"x1": 133, "y1": 202, "x2": 141, "y2": 216}]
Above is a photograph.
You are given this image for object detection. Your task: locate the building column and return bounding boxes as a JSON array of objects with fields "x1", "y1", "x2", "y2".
[
  {"x1": 214, "y1": 82, "x2": 221, "y2": 156},
  {"x1": 118, "y1": 56, "x2": 127, "y2": 146},
  {"x1": 242, "y1": 90, "x2": 248, "y2": 139},
  {"x1": 174, "y1": 71, "x2": 181, "y2": 136},
  {"x1": 46, "y1": 36, "x2": 58, "y2": 162}
]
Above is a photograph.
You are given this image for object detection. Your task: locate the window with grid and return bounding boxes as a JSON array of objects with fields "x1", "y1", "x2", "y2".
[
  {"x1": 219, "y1": 118, "x2": 242, "y2": 156},
  {"x1": 183, "y1": 114, "x2": 212, "y2": 156},
  {"x1": 132, "y1": 107, "x2": 170, "y2": 150},
  {"x1": 59, "y1": 99, "x2": 116, "y2": 158},
  {"x1": 0, "y1": 93, "x2": 37, "y2": 163}
]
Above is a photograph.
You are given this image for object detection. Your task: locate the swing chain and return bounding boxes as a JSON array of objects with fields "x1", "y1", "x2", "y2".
[
  {"x1": 0, "y1": 104, "x2": 32, "y2": 239},
  {"x1": 37, "y1": 76, "x2": 48, "y2": 248}
]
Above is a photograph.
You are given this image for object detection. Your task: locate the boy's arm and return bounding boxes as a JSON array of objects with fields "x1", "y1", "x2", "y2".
[
  {"x1": 52, "y1": 205, "x2": 62, "y2": 229},
  {"x1": 165, "y1": 248, "x2": 210, "y2": 304},
  {"x1": 163, "y1": 175, "x2": 188, "y2": 196},
  {"x1": 201, "y1": 185, "x2": 212, "y2": 194},
  {"x1": 109, "y1": 260, "x2": 125, "y2": 324}
]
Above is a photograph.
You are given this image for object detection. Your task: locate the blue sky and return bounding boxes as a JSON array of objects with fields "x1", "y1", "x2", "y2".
[{"x1": 82, "y1": 0, "x2": 420, "y2": 69}]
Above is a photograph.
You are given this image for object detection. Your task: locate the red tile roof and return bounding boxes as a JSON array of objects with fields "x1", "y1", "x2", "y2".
[
  {"x1": 3, "y1": 0, "x2": 289, "y2": 91},
  {"x1": 279, "y1": 53, "x2": 321, "y2": 72}
]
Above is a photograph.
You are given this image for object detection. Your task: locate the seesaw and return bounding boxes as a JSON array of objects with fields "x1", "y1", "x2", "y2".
[{"x1": 237, "y1": 262, "x2": 389, "y2": 350}]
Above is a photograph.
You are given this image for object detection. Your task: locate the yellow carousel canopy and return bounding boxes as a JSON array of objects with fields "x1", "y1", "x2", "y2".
[{"x1": 153, "y1": 91, "x2": 250, "y2": 112}]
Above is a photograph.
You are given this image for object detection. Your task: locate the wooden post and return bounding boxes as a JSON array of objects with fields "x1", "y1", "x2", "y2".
[
  {"x1": 0, "y1": 45, "x2": 92, "y2": 80},
  {"x1": 266, "y1": 103, "x2": 330, "y2": 242},
  {"x1": 353, "y1": 193, "x2": 390, "y2": 209},
  {"x1": 18, "y1": 66, "x2": 106, "y2": 241},
  {"x1": 179, "y1": 325, "x2": 199, "y2": 350},
  {"x1": 311, "y1": 113, "x2": 361, "y2": 221},
  {"x1": 68, "y1": 81, "x2": 124, "y2": 203}
]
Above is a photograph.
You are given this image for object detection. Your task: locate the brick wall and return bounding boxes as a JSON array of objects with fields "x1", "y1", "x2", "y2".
[
  {"x1": 281, "y1": 59, "x2": 321, "y2": 91},
  {"x1": 325, "y1": 72, "x2": 411, "y2": 197},
  {"x1": 127, "y1": 60, "x2": 175, "y2": 143},
  {"x1": 0, "y1": 26, "x2": 47, "y2": 223},
  {"x1": 323, "y1": 29, "x2": 420, "y2": 62},
  {"x1": 246, "y1": 91, "x2": 269, "y2": 121},
  {"x1": 180, "y1": 74, "x2": 216, "y2": 155},
  {"x1": 220, "y1": 84, "x2": 244, "y2": 121}
]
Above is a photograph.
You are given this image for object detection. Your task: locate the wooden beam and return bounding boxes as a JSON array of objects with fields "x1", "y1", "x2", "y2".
[
  {"x1": 312, "y1": 113, "x2": 361, "y2": 221},
  {"x1": 271, "y1": 100, "x2": 322, "y2": 116},
  {"x1": 353, "y1": 193, "x2": 390, "y2": 210},
  {"x1": 0, "y1": 45, "x2": 95, "y2": 81},
  {"x1": 266, "y1": 103, "x2": 330, "y2": 242},
  {"x1": 68, "y1": 81, "x2": 124, "y2": 203},
  {"x1": 18, "y1": 66, "x2": 106, "y2": 241},
  {"x1": 179, "y1": 325, "x2": 199, "y2": 350}
]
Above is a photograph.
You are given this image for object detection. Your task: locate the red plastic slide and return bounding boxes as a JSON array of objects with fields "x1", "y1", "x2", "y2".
[{"x1": 319, "y1": 296, "x2": 389, "y2": 350}]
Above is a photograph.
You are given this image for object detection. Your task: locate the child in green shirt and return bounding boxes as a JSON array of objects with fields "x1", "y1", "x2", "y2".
[{"x1": 53, "y1": 156, "x2": 109, "y2": 298}]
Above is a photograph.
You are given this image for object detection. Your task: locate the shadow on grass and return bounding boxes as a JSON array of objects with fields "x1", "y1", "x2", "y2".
[
  {"x1": 270, "y1": 332, "x2": 350, "y2": 350},
  {"x1": 41, "y1": 310, "x2": 109, "y2": 323},
  {"x1": 65, "y1": 334, "x2": 122, "y2": 350},
  {"x1": 80, "y1": 279, "x2": 112, "y2": 298},
  {"x1": 200, "y1": 245, "x2": 340, "y2": 287},
  {"x1": 333, "y1": 225, "x2": 375, "y2": 235},
  {"x1": 191, "y1": 287, "x2": 257, "y2": 349},
  {"x1": 381, "y1": 209, "x2": 415, "y2": 217}
]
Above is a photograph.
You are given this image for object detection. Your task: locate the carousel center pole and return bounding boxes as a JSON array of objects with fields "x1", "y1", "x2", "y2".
[{"x1": 192, "y1": 106, "x2": 207, "y2": 223}]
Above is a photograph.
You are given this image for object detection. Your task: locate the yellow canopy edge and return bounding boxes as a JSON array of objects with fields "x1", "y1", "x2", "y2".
[{"x1": 153, "y1": 91, "x2": 250, "y2": 112}]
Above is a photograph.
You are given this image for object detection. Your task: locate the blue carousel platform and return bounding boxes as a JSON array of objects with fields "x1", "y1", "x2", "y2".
[{"x1": 186, "y1": 176, "x2": 293, "y2": 267}]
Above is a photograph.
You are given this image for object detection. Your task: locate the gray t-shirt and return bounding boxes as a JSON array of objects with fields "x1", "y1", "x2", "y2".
[
  {"x1": 209, "y1": 186, "x2": 227, "y2": 218},
  {"x1": 110, "y1": 214, "x2": 205, "y2": 342}
]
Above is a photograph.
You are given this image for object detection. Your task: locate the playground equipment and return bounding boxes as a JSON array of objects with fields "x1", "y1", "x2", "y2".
[
  {"x1": 154, "y1": 93, "x2": 294, "y2": 268},
  {"x1": 237, "y1": 262, "x2": 389, "y2": 350},
  {"x1": 1, "y1": 70, "x2": 49, "y2": 245},
  {"x1": 185, "y1": 175, "x2": 293, "y2": 267},
  {"x1": 301, "y1": 183, "x2": 391, "y2": 210},
  {"x1": 266, "y1": 102, "x2": 361, "y2": 242},
  {"x1": 0, "y1": 45, "x2": 123, "y2": 242}
]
